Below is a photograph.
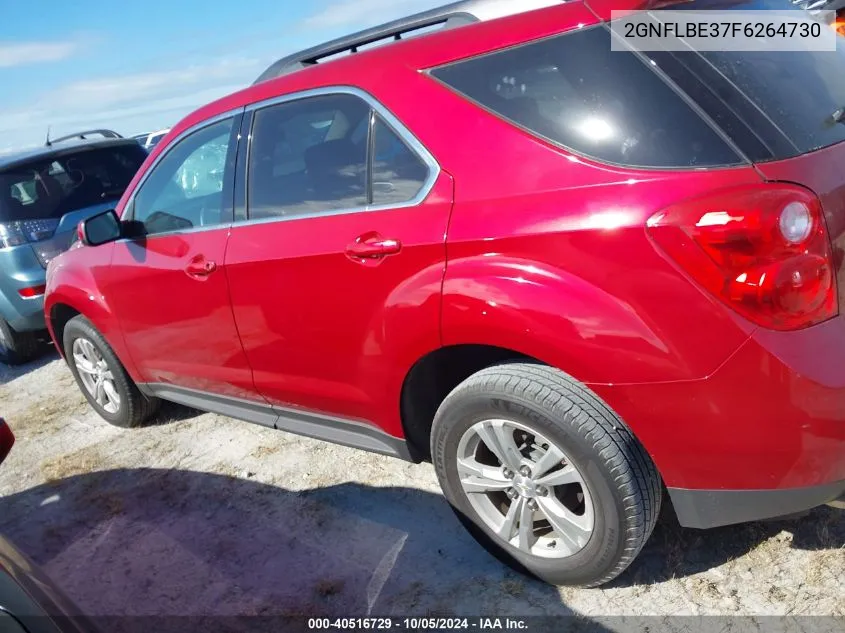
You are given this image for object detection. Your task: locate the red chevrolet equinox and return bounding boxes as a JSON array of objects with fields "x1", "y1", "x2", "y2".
[{"x1": 44, "y1": 0, "x2": 845, "y2": 587}]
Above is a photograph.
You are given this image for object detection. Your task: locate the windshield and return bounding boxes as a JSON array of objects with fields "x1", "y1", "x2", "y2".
[{"x1": 0, "y1": 144, "x2": 147, "y2": 222}]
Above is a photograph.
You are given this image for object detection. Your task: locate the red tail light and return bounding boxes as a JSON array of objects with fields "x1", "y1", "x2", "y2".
[
  {"x1": 646, "y1": 183, "x2": 837, "y2": 331},
  {"x1": 18, "y1": 285, "x2": 47, "y2": 298}
]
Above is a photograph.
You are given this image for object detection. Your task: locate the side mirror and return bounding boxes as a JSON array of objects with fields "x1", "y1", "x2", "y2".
[{"x1": 78, "y1": 210, "x2": 122, "y2": 247}]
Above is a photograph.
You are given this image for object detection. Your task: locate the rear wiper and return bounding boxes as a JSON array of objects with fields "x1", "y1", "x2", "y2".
[{"x1": 830, "y1": 106, "x2": 845, "y2": 125}]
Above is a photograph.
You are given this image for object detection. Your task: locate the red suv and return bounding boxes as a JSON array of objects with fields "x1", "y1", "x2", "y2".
[{"x1": 44, "y1": 0, "x2": 845, "y2": 587}]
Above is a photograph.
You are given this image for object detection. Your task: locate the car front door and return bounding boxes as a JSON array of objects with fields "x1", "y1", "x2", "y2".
[
  {"x1": 106, "y1": 113, "x2": 258, "y2": 400},
  {"x1": 224, "y1": 90, "x2": 452, "y2": 436}
]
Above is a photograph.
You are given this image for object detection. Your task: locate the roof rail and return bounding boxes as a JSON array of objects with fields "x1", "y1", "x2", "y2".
[
  {"x1": 253, "y1": 0, "x2": 564, "y2": 85},
  {"x1": 46, "y1": 129, "x2": 123, "y2": 147}
]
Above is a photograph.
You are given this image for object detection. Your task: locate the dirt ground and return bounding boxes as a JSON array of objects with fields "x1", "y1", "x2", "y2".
[{"x1": 1, "y1": 347, "x2": 843, "y2": 625}]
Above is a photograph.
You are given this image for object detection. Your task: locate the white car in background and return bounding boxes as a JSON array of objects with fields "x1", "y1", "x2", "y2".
[{"x1": 132, "y1": 128, "x2": 170, "y2": 151}]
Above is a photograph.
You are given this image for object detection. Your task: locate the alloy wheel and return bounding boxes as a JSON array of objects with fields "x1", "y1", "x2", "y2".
[
  {"x1": 456, "y1": 418, "x2": 595, "y2": 558},
  {"x1": 72, "y1": 337, "x2": 121, "y2": 414}
]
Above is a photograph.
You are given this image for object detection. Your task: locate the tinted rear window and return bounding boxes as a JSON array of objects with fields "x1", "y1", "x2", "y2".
[
  {"x1": 696, "y1": 43, "x2": 845, "y2": 156},
  {"x1": 647, "y1": 0, "x2": 845, "y2": 159},
  {"x1": 429, "y1": 25, "x2": 742, "y2": 169},
  {"x1": 0, "y1": 144, "x2": 147, "y2": 222}
]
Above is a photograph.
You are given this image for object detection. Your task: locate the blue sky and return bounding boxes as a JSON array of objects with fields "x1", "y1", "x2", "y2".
[{"x1": 0, "y1": 0, "x2": 444, "y2": 154}]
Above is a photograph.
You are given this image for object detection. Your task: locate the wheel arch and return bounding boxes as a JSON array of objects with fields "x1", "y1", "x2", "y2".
[
  {"x1": 401, "y1": 344, "x2": 535, "y2": 461},
  {"x1": 401, "y1": 343, "x2": 569, "y2": 461},
  {"x1": 45, "y1": 294, "x2": 141, "y2": 382},
  {"x1": 399, "y1": 343, "x2": 668, "y2": 498},
  {"x1": 48, "y1": 303, "x2": 81, "y2": 360}
]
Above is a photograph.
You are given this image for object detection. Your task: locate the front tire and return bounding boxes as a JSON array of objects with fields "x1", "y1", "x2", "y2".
[
  {"x1": 430, "y1": 363, "x2": 661, "y2": 587},
  {"x1": 63, "y1": 315, "x2": 159, "y2": 428}
]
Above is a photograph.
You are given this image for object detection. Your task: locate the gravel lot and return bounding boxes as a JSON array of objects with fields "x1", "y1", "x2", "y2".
[{"x1": 1, "y1": 347, "x2": 843, "y2": 626}]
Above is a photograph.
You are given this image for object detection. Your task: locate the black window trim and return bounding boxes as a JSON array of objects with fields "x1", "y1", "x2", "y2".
[
  {"x1": 240, "y1": 85, "x2": 440, "y2": 226},
  {"x1": 119, "y1": 109, "x2": 244, "y2": 240},
  {"x1": 233, "y1": 110, "x2": 253, "y2": 223},
  {"x1": 423, "y1": 22, "x2": 752, "y2": 172},
  {"x1": 366, "y1": 109, "x2": 377, "y2": 205}
]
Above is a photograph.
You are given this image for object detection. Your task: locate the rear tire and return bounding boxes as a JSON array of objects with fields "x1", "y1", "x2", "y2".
[
  {"x1": 0, "y1": 318, "x2": 39, "y2": 366},
  {"x1": 430, "y1": 363, "x2": 661, "y2": 587},
  {"x1": 63, "y1": 315, "x2": 159, "y2": 428}
]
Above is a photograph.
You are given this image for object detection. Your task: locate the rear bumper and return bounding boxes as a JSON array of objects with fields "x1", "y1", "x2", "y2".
[
  {"x1": 0, "y1": 292, "x2": 46, "y2": 332},
  {"x1": 0, "y1": 245, "x2": 47, "y2": 332},
  {"x1": 668, "y1": 480, "x2": 845, "y2": 529},
  {"x1": 591, "y1": 315, "x2": 845, "y2": 526}
]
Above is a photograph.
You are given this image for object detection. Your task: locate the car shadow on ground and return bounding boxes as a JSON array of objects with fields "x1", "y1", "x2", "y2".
[
  {"x1": 0, "y1": 341, "x2": 59, "y2": 385},
  {"x1": 0, "y1": 468, "x2": 579, "y2": 624},
  {"x1": 2, "y1": 467, "x2": 843, "y2": 626},
  {"x1": 608, "y1": 498, "x2": 844, "y2": 588},
  {"x1": 0, "y1": 345, "x2": 197, "y2": 424},
  {"x1": 145, "y1": 400, "x2": 207, "y2": 426}
]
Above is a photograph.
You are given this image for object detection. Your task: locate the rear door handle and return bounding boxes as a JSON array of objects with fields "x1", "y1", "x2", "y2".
[
  {"x1": 185, "y1": 256, "x2": 217, "y2": 279},
  {"x1": 345, "y1": 234, "x2": 402, "y2": 260}
]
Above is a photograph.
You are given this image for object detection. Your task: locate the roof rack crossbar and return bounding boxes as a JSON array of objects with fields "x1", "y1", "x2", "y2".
[
  {"x1": 253, "y1": 1, "x2": 482, "y2": 85},
  {"x1": 47, "y1": 129, "x2": 123, "y2": 146}
]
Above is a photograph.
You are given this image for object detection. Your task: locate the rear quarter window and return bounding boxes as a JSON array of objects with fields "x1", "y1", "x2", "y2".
[
  {"x1": 698, "y1": 44, "x2": 845, "y2": 156},
  {"x1": 429, "y1": 25, "x2": 743, "y2": 169},
  {"x1": 666, "y1": 0, "x2": 845, "y2": 158}
]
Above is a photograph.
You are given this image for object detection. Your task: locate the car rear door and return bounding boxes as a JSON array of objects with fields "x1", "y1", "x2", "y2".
[
  {"x1": 105, "y1": 112, "x2": 258, "y2": 400},
  {"x1": 224, "y1": 90, "x2": 452, "y2": 435}
]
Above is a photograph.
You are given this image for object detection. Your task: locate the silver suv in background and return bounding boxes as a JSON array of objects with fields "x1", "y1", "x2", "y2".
[{"x1": 0, "y1": 130, "x2": 148, "y2": 364}]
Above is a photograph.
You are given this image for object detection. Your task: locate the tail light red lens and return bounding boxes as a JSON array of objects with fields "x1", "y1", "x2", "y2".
[
  {"x1": 18, "y1": 284, "x2": 47, "y2": 298},
  {"x1": 646, "y1": 183, "x2": 837, "y2": 331}
]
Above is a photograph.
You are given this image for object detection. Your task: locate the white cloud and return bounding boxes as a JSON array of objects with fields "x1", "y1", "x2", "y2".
[
  {"x1": 0, "y1": 143, "x2": 36, "y2": 156},
  {"x1": 0, "y1": 40, "x2": 80, "y2": 67},
  {"x1": 0, "y1": 0, "x2": 445, "y2": 152},
  {"x1": 303, "y1": 0, "x2": 441, "y2": 29},
  {"x1": 0, "y1": 55, "x2": 267, "y2": 150},
  {"x1": 9, "y1": 83, "x2": 244, "y2": 133},
  {"x1": 53, "y1": 56, "x2": 260, "y2": 110}
]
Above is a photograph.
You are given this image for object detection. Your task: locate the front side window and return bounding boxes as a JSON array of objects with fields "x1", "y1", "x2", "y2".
[
  {"x1": 132, "y1": 118, "x2": 234, "y2": 235},
  {"x1": 430, "y1": 26, "x2": 742, "y2": 169},
  {"x1": 247, "y1": 92, "x2": 434, "y2": 221}
]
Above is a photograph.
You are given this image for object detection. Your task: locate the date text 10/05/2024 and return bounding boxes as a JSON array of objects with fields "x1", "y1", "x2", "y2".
[{"x1": 307, "y1": 618, "x2": 529, "y2": 631}]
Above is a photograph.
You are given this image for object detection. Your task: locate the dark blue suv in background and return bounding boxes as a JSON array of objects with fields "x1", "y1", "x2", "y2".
[{"x1": 0, "y1": 130, "x2": 148, "y2": 365}]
